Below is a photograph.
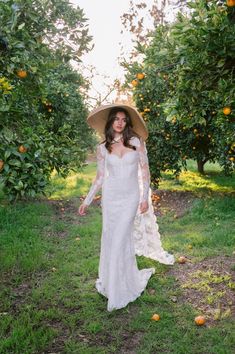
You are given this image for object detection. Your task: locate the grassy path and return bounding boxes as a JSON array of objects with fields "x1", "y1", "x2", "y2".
[{"x1": 0, "y1": 161, "x2": 234, "y2": 353}]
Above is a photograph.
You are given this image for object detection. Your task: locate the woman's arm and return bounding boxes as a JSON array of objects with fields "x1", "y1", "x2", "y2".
[
  {"x1": 137, "y1": 137, "x2": 150, "y2": 203},
  {"x1": 78, "y1": 144, "x2": 105, "y2": 215},
  {"x1": 83, "y1": 144, "x2": 105, "y2": 205}
]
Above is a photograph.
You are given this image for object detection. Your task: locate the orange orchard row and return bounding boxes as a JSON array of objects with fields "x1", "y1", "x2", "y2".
[
  {"x1": 131, "y1": 76, "x2": 232, "y2": 117},
  {"x1": 1, "y1": 141, "x2": 234, "y2": 174}
]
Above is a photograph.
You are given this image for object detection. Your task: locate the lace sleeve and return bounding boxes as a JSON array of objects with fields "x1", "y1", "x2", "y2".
[
  {"x1": 83, "y1": 144, "x2": 105, "y2": 206},
  {"x1": 137, "y1": 137, "x2": 151, "y2": 203}
]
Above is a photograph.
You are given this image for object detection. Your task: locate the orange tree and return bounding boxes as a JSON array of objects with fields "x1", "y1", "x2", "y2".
[
  {"x1": 124, "y1": 0, "x2": 235, "y2": 185},
  {"x1": 0, "y1": 0, "x2": 93, "y2": 201}
]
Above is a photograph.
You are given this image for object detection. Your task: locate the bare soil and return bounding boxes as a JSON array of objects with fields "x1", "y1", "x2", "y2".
[{"x1": 169, "y1": 255, "x2": 235, "y2": 326}]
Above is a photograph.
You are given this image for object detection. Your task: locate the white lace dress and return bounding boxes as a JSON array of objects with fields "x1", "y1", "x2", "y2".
[{"x1": 83, "y1": 136, "x2": 174, "y2": 311}]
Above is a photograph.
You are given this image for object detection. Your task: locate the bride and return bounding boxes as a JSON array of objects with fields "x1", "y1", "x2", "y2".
[{"x1": 78, "y1": 104, "x2": 174, "y2": 312}]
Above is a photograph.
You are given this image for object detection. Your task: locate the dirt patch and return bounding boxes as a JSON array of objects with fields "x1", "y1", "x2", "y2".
[
  {"x1": 46, "y1": 199, "x2": 83, "y2": 236},
  {"x1": 151, "y1": 189, "x2": 197, "y2": 218},
  {"x1": 119, "y1": 331, "x2": 143, "y2": 354},
  {"x1": 169, "y1": 255, "x2": 235, "y2": 326}
]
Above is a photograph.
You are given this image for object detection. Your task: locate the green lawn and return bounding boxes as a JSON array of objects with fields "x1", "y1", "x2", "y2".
[{"x1": 0, "y1": 160, "x2": 234, "y2": 353}]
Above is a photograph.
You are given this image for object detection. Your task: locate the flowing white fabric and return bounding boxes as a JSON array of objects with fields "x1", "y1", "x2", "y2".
[
  {"x1": 83, "y1": 136, "x2": 174, "y2": 311},
  {"x1": 133, "y1": 167, "x2": 175, "y2": 265}
]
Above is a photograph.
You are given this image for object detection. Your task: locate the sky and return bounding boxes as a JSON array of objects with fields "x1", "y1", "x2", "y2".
[
  {"x1": 71, "y1": 1, "x2": 176, "y2": 105},
  {"x1": 71, "y1": 0, "x2": 153, "y2": 104}
]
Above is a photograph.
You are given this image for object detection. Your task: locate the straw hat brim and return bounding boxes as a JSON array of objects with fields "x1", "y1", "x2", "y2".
[{"x1": 87, "y1": 104, "x2": 148, "y2": 141}]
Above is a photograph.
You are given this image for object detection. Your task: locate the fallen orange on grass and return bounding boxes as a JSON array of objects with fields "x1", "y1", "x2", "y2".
[
  {"x1": 151, "y1": 314, "x2": 160, "y2": 321},
  {"x1": 223, "y1": 106, "x2": 231, "y2": 115},
  {"x1": 178, "y1": 256, "x2": 187, "y2": 264},
  {"x1": 195, "y1": 315, "x2": 206, "y2": 326}
]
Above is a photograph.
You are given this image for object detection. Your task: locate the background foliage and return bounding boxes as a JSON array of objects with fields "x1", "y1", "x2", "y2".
[
  {"x1": 0, "y1": 0, "x2": 94, "y2": 201},
  {"x1": 124, "y1": 0, "x2": 235, "y2": 185}
]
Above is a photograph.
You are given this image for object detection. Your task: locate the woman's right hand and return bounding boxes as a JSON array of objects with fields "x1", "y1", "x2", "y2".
[{"x1": 78, "y1": 203, "x2": 88, "y2": 216}]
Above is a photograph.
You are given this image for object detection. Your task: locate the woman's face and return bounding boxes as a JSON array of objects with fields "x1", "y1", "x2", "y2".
[{"x1": 112, "y1": 111, "x2": 127, "y2": 134}]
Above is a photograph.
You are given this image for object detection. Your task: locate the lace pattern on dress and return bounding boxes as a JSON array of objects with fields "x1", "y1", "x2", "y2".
[{"x1": 135, "y1": 137, "x2": 150, "y2": 203}]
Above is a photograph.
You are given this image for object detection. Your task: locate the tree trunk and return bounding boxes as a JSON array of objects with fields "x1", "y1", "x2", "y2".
[{"x1": 197, "y1": 159, "x2": 205, "y2": 174}]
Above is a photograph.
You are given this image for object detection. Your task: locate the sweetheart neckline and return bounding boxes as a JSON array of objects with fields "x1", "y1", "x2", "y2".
[{"x1": 108, "y1": 150, "x2": 137, "y2": 160}]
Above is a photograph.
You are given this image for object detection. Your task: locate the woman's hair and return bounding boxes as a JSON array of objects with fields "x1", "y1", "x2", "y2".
[{"x1": 102, "y1": 107, "x2": 140, "y2": 153}]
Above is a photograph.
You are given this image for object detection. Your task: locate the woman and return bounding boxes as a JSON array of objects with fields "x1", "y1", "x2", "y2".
[{"x1": 78, "y1": 104, "x2": 174, "y2": 312}]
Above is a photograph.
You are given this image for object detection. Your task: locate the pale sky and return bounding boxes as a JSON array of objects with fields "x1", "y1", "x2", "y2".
[
  {"x1": 71, "y1": 1, "x2": 176, "y2": 105},
  {"x1": 71, "y1": 0, "x2": 153, "y2": 103}
]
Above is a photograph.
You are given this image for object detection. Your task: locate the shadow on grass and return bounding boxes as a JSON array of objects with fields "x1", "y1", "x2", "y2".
[{"x1": 160, "y1": 160, "x2": 234, "y2": 195}]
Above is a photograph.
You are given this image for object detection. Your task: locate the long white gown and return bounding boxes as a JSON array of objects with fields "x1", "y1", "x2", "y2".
[{"x1": 83, "y1": 136, "x2": 174, "y2": 311}]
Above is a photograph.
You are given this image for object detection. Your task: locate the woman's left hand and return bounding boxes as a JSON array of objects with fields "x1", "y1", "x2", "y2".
[{"x1": 139, "y1": 201, "x2": 149, "y2": 214}]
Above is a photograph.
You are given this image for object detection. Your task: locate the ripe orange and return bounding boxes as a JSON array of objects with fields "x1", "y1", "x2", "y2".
[
  {"x1": 227, "y1": 0, "x2": 235, "y2": 7},
  {"x1": 18, "y1": 145, "x2": 27, "y2": 153},
  {"x1": 17, "y1": 70, "x2": 27, "y2": 78},
  {"x1": 178, "y1": 256, "x2": 187, "y2": 264},
  {"x1": 131, "y1": 79, "x2": 138, "y2": 87},
  {"x1": 223, "y1": 106, "x2": 231, "y2": 115},
  {"x1": 136, "y1": 73, "x2": 145, "y2": 80},
  {"x1": 151, "y1": 313, "x2": 160, "y2": 321},
  {"x1": 0, "y1": 160, "x2": 4, "y2": 171},
  {"x1": 195, "y1": 315, "x2": 206, "y2": 326},
  {"x1": 229, "y1": 157, "x2": 234, "y2": 161}
]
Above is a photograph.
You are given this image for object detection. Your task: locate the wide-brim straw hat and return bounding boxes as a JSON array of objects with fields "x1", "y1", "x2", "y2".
[{"x1": 87, "y1": 103, "x2": 148, "y2": 141}]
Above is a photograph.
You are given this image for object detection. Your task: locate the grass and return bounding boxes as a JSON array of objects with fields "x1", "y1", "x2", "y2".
[
  {"x1": 0, "y1": 160, "x2": 234, "y2": 353},
  {"x1": 160, "y1": 159, "x2": 235, "y2": 194}
]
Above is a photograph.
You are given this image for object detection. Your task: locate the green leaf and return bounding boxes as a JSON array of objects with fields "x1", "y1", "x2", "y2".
[
  {"x1": 18, "y1": 23, "x2": 25, "y2": 30},
  {"x1": 8, "y1": 159, "x2": 21, "y2": 167}
]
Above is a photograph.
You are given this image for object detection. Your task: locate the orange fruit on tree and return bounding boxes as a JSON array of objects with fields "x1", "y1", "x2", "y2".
[
  {"x1": 131, "y1": 79, "x2": 138, "y2": 87},
  {"x1": 195, "y1": 315, "x2": 206, "y2": 326},
  {"x1": 18, "y1": 145, "x2": 27, "y2": 153},
  {"x1": 223, "y1": 106, "x2": 231, "y2": 115},
  {"x1": 229, "y1": 157, "x2": 234, "y2": 161},
  {"x1": 151, "y1": 313, "x2": 160, "y2": 321},
  {"x1": 136, "y1": 73, "x2": 145, "y2": 80},
  {"x1": 0, "y1": 160, "x2": 4, "y2": 171},
  {"x1": 227, "y1": 0, "x2": 235, "y2": 7},
  {"x1": 17, "y1": 70, "x2": 27, "y2": 78}
]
